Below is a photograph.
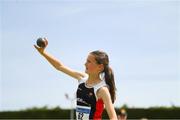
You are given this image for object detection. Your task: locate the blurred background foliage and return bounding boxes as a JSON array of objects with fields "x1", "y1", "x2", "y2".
[{"x1": 0, "y1": 105, "x2": 180, "y2": 119}]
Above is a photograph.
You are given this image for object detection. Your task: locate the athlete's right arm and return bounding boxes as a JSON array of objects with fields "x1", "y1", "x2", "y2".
[{"x1": 34, "y1": 38, "x2": 86, "y2": 80}]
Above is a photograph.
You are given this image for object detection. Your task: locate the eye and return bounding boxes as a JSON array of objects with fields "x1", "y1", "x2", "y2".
[{"x1": 87, "y1": 60, "x2": 91, "y2": 63}]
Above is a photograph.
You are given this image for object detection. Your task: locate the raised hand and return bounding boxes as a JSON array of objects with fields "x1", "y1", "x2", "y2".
[{"x1": 34, "y1": 38, "x2": 48, "y2": 54}]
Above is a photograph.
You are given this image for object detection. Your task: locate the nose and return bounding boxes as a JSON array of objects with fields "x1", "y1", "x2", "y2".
[{"x1": 84, "y1": 62, "x2": 87, "y2": 66}]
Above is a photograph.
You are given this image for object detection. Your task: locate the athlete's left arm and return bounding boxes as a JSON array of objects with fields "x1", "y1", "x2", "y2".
[{"x1": 97, "y1": 87, "x2": 118, "y2": 120}]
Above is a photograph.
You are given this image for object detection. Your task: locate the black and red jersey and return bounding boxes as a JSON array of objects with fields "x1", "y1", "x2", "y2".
[{"x1": 76, "y1": 77, "x2": 107, "y2": 120}]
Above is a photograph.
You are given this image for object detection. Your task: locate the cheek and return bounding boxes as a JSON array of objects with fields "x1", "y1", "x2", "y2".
[
  {"x1": 88, "y1": 66, "x2": 94, "y2": 71},
  {"x1": 87, "y1": 64, "x2": 96, "y2": 71}
]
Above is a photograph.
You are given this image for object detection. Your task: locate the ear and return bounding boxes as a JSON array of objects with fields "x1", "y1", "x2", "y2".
[{"x1": 98, "y1": 64, "x2": 104, "y2": 72}]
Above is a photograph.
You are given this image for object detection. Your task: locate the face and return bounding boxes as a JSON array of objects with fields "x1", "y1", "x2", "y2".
[{"x1": 84, "y1": 54, "x2": 103, "y2": 74}]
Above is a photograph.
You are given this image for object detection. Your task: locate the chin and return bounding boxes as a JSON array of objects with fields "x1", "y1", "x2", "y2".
[{"x1": 85, "y1": 70, "x2": 89, "y2": 74}]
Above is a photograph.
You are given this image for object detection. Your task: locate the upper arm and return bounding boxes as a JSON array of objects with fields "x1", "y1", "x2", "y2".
[
  {"x1": 97, "y1": 87, "x2": 117, "y2": 120},
  {"x1": 56, "y1": 65, "x2": 87, "y2": 80}
]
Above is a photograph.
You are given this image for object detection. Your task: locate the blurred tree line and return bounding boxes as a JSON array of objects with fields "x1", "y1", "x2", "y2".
[{"x1": 0, "y1": 105, "x2": 180, "y2": 119}]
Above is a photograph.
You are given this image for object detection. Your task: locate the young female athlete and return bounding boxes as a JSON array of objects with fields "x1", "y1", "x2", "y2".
[{"x1": 34, "y1": 38, "x2": 117, "y2": 120}]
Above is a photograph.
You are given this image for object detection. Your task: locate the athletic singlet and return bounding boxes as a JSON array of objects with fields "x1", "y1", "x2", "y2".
[{"x1": 76, "y1": 77, "x2": 107, "y2": 120}]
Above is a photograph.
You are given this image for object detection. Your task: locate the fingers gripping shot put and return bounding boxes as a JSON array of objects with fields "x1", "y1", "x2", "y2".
[{"x1": 34, "y1": 38, "x2": 118, "y2": 120}]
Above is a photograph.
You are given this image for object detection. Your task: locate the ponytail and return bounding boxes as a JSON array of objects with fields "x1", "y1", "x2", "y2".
[
  {"x1": 104, "y1": 66, "x2": 116, "y2": 103},
  {"x1": 90, "y1": 50, "x2": 116, "y2": 103}
]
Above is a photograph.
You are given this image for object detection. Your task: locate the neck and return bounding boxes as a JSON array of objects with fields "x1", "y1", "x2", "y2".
[{"x1": 87, "y1": 74, "x2": 101, "y2": 84}]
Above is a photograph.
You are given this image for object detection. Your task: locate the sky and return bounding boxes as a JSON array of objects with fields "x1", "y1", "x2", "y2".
[{"x1": 0, "y1": 0, "x2": 180, "y2": 111}]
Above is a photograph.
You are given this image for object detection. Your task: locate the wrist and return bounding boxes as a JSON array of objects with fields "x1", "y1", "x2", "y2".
[{"x1": 40, "y1": 50, "x2": 46, "y2": 56}]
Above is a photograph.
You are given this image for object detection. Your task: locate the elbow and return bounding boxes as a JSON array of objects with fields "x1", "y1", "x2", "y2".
[
  {"x1": 55, "y1": 66, "x2": 60, "y2": 71},
  {"x1": 54, "y1": 64, "x2": 62, "y2": 71}
]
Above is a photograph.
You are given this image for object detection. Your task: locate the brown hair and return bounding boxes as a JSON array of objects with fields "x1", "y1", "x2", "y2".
[{"x1": 90, "y1": 50, "x2": 116, "y2": 103}]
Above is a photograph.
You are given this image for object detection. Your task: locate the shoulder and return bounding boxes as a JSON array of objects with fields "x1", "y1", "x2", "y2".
[
  {"x1": 98, "y1": 87, "x2": 109, "y2": 94},
  {"x1": 97, "y1": 86, "x2": 111, "y2": 100},
  {"x1": 76, "y1": 72, "x2": 88, "y2": 80}
]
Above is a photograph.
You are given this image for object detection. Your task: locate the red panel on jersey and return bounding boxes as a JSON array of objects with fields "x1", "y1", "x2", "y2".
[{"x1": 93, "y1": 99, "x2": 104, "y2": 120}]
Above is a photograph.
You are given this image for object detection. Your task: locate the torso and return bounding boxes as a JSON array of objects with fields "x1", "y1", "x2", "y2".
[{"x1": 76, "y1": 79, "x2": 107, "y2": 120}]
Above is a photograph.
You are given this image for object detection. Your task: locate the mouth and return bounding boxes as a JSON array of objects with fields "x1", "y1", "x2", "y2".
[{"x1": 85, "y1": 67, "x2": 88, "y2": 72}]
